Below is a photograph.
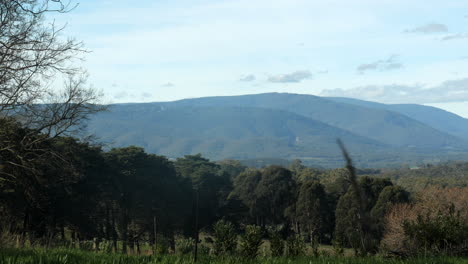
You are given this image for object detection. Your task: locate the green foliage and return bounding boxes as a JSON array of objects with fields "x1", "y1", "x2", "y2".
[
  {"x1": 296, "y1": 180, "x2": 330, "y2": 242},
  {"x1": 334, "y1": 176, "x2": 399, "y2": 255},
  {"x1": 268, "y1": 227, "x2": 284, "y2": 257},
  {"x1": 154, "y1": 236, "x2": 171, "y2": 255},
  {"x1": 175, "y1": 237, "x2": 195, "y2": 255},
  {"x1": 402, "y1": 206, "x2": 468, "y2": 256},
  {"x1": 176, "y1": 154, "x2": 231, "y2": 233},
  {"x1": 285, "y1": 234, "x2": 305, "y2": 257},
  {"x1": 255, "y1": 166, "x2": 297, "y2": 225},
  {"x1": 379, "y1": 162, "x2": 468, "y2": 192},
  {"x1": 213, "y1": 220, "x2": 237, "y2": 256},
  {"x1": 239, "y1": 225, "x2": 263, "y2": 259},
  {"x1": 230, "y1": 168, "x2": 262, "y2": 221},
  {"x1": 332, "y1": 239, "x2": 345, "y2": 256}
]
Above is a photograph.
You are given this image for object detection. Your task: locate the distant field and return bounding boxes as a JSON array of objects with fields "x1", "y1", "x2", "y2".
[{"x1": 0, "y1": 248, "x2": 466, "y2": 264}]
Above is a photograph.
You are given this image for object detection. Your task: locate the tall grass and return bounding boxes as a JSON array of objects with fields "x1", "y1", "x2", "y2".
[{"x1": 0, "y1": 248, "x2": 466, "y2": 264}]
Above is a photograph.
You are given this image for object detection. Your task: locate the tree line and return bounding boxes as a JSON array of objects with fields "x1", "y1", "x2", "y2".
[{"x1": 1, "y1": 126, "x2": 467, "y2": 256}]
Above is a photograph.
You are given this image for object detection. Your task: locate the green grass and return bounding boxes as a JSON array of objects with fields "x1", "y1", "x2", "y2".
[{"x1": 0, "y1": 248, "x2": 466, "y2": 264}]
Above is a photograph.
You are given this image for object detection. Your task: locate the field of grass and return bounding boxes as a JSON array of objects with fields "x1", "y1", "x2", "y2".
[{"x1": 0, "y1": 248, "x2": 466, "y2": 264}]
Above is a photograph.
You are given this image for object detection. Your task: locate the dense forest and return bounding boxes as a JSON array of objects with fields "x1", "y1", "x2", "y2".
[{"x1": 1, "y1": 117, "x2": 467, "y2": 257}]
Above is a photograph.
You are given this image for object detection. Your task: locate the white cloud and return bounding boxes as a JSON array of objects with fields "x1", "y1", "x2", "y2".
[
  {"x1": 404, "y1": 23, "x2": 448, "y2": 34},
  {"x1": 141, "y1": 92, "x2": 152, "y2": 98},
  {"x1": 161, "y1": 82, "x2": 175, "y2": 88},
  {"x1": 357, "y1": 55, "x2": 403, "y2": 74},
  {"x1": 268, "y1": 70, "x2": 313, "y2": 83},
  {"x1": 114, "y1": 91, "x2": 133, "y2": 99},
  {"x1": 239, "y1": 74, "x2": 256, "y2": 82},
  {"x1": 320, "y1": 77, "x2": 468, "y2": 104},
  {"x1": 441, "y1": 33, "x2": 468, "y2": 41}
]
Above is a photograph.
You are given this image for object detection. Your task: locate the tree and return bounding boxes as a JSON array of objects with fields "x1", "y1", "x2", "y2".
[
  {"x1": 335, "y1": 141, "x2": 384, "y2": 255},
  {"x1": 255, "y1": 166, "x2": 296, "y2": 226},
  {"x1": 334, "y1": 176, "x2": 395, "y2": 255},
  {"x1": 371, "y1": 186, "x2": 409, "y2": 228},
  {"x1": 296, "y1": 180, "x2": 330, "y2": 244},
  {"x1": 105, "y1": 147, "x2": 187, "y2": 254},
  {"x1": 0, "y1": 0, "x2": 104, "y2": 176},
  {"x1": 230, "y1": 168, "x2": 262, "y2": 224}
]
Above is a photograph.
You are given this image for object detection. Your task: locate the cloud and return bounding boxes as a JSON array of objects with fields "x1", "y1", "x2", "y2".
[
  {"x1": 268, "y1": 70, "x2": 312, "y2": 83},
  {"x1": 141, "y1": 92, "x2": 152, "y2": 98},
  {"x1": 320, "y1": 78, "x2": 468, "y2": 104},
  {"x1": 113, "y1": 91, "x2": 129, "y2": 99},
  {"x1": 356, "y1": 55, "x2": 403, "y2": 74},
  {"x1": 113, "y1": 91, "x2": 136, "y2": 100},
  {"x1": 239, "y1": 74, "x2": 256, "y2": 82},
  {"x1": 441, "y1": 33, "x2": 468, "y2": 41},
  {"x1": 404, "y1": 23, "x2": 448, "y2": 34},
  {"x1": 161, "y1": 82, "x2": 174, "y2": 87}
]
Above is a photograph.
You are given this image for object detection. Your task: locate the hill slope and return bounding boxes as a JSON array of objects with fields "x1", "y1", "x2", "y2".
[
  {"x1": 89, "y1": 106, "x2": 387, "y2": 162},
  {"x1": 154, "y1": 93, "x2": 467, "y2": 150},
  {"x1": 86, "y1": 93, "x2": 468, "y2": 167},
  {"x1": 327, "y1": 97, "x2": 468, "y2": 141}
]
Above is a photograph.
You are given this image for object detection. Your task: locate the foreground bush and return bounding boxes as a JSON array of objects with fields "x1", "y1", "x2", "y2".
[
  {"x1": 212, "y1": 220, "x2": 237, "y2": 256},
  {"x1": 239, "y1": 225, "x2": 263, "y2": 258},
  {"x1": 268, "y1": 227, "x2": 285, "y2": 257},
  {"x1": 382, "y1": 187, "x2": 468, "y2": 256}
]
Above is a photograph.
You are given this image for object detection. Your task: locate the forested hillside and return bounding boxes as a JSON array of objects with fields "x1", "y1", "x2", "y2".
[
  {"x1": 327, "y1": 97, "x2": 468, "y2": 141},
  {"x1": 87, "y1": 93, "x2": 468, "y2": 168},
  {"x1": 89, "y1": 105, "x2": 386, "y2": 160}
]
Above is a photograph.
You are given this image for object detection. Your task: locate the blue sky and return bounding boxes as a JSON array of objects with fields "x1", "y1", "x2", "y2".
[{"x1": 52, "y1": 0, "x2": 468, "y2": 117}]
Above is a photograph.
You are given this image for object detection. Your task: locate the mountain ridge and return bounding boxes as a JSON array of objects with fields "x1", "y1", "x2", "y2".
[{"x1": 87, "y1": 93, "x2": 468, "y2": 168}]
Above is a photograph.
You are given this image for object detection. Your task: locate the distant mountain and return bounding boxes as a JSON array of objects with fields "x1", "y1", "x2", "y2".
[
  {"x1": 154, "y1": 93, "x2": 467, "y2": 150},
  {"x1": 87, "y1": 93, "x2": 468, "y2": 168},
  {"x1": 89, "y1": 105, "x2": 386, "y2": 159},
  {"x1": 327, "y1": 97, "x2": 468, "y2": 141}
]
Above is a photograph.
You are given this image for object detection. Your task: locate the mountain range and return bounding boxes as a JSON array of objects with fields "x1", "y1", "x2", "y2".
[{"x1": 87, "y1": 93, "x2": 468, "y2": 168}]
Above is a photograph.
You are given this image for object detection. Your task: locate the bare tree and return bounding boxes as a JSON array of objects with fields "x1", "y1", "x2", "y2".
[
  {"x1": 0, "y1": 0, "x2": 104, "y2": 133},
  {"x1": 0, "y1": 1, "x2": 106, "y2": 241},
  {"x1": 0, "y1": 0, "x2": 105, "y2": 180}
]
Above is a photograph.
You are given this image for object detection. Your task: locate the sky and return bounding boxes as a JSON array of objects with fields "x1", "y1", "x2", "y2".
[{"x1": 51, "y1": 0, "x2": 468, "y2": 117}]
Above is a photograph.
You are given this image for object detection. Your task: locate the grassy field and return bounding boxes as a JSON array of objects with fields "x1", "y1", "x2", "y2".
[{"x1": 0, "y1": 248, "x2": 466, "y2": 264}]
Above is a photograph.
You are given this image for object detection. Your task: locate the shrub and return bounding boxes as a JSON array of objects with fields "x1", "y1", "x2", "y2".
[
  {"x1": 154, "y1": 236, "x2": 171, "y2": 255},
  {"x1": 99, "y1": 240, "x2": 114, "y2": 253},
  {"x1": 213, "y1": 220, "x2": 237, "y2": 256},
  {"x1": 285, "y1": 234, "x2": 305, "y2": 257},
  {"x1": 239, "y1": 225, "x2": 263, "y2": 259},
  {"x1": 332, "y1": 239, "x2": 345, "y2": 256},
  {"x1": 175, "y1": 237, "x2": 195, "y2": 255},
  {"x1": 402, "y1": 206, "x2": 468, "y2": 256},
  {"x1": 381, "y1": 187, "x2": 468, "y2": 257},
  {"x1": 268, "y1": 227, "x2": 284, "y2": 257}
]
